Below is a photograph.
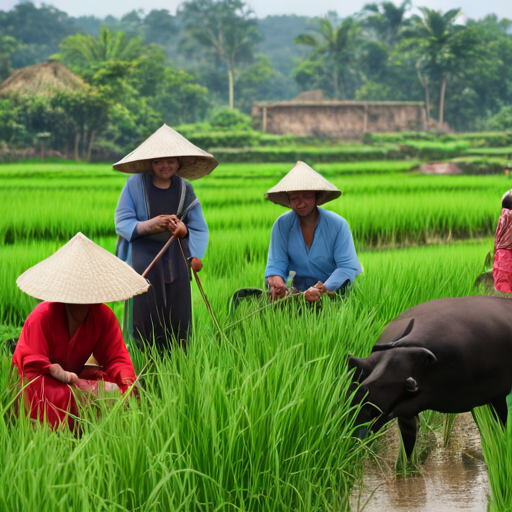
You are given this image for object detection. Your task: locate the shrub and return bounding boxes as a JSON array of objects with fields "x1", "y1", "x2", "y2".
[
  {"x1": 210, "y1": 108, "x2": 252, "y2": 131},
  {"x1": 485, "y1": 105, "x2": 512, "y2": 132},
  {"x1": 209, "y1": 146, "x2": 395, "y2": 163},
  {"x1": 450, "y1": 156, "x2": 509, "y2": 174}
]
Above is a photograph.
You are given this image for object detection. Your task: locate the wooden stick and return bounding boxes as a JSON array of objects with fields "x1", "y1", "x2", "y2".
[{"x1": 142, "y1": 235, "x2": 176, "y2": 278}]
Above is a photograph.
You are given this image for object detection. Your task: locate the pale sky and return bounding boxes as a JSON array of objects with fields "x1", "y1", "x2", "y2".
[{"x1": 0, "y1": 0, "x2": 511, "y2": 20}]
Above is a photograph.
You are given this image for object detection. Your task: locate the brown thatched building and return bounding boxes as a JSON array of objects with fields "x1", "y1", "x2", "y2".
[
  {"x1": 252, "y1": 100, "x2": 426, "y2": 137},
  {"x1": 0, "y1": 60, "x2": 85, "y2": 97}
]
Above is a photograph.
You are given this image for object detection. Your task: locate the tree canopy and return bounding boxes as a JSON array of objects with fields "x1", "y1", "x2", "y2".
[{"x1": 0, "y1": 0, "x2": 511, "y2": 158}]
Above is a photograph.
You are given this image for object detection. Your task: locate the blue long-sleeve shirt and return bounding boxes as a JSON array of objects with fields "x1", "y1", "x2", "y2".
[
  {"x1": 115, "y1": 173, "x2": 208, "y2": 265},
  {"x1": 264, "y1": 208, "x2": 361, "y2": 291}
]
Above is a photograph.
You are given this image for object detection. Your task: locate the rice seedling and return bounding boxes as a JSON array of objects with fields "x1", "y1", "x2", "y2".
[
  {"x1": 0, "y1": 161, "x2": 505, "y2": 510},
  {"x1": 473, "y1": 395, "x2": 512, "y2": 512}
]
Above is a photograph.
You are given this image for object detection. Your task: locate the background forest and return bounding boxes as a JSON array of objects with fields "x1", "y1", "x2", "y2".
[{"x1": 0, "y1": 0, "x2": 511, "y2": 160}]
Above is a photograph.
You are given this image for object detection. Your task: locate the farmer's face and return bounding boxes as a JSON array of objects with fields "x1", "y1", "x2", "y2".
[
  {"x1": 288, "y1": 191, "x2": 317, "y2": 217},
  {"x1": 151, "y1": 158, "x2": 180, "y2": 181}
]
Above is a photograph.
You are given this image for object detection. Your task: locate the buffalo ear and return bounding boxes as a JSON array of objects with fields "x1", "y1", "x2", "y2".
[
  {"x1": 417, "y1": 348, "x2": 437, "y2": 365},
  {"x1": 405, "y1": 377, "x2": 418, "y2": 392},
  {"x1": 348, "y1": 355, "x2": 374, "y2": 382}
]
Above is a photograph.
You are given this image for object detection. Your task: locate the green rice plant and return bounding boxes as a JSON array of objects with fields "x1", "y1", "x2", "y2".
[
  {"x1": 2, "y1": 175, "x2": 506, "y2": 246},
  {"x1": 474, "y1": 393, "x2": 512, "y2": 512},
  {"x1": 0, "y1": 160, "x2": 507, "y2": 508},
  {"x1": 1, "y1": 302, "x2": 372, "y2": 512}
]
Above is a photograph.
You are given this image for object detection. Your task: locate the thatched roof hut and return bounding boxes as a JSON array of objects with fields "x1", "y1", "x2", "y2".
[{"x1": 0, "y1": 60, "x2": 85, "y2": 97}]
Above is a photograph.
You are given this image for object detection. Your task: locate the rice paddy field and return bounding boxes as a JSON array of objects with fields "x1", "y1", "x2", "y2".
[{"x1": 1, "y1": 159, "x2": 511, "y2": 511}]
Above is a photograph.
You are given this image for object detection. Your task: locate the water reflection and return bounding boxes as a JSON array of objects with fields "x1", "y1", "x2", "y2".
[{"x1": 351, "y1": 413, "x2": 489, "y2": 512}]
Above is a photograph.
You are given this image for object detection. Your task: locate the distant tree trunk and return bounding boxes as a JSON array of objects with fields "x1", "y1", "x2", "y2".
[
  {"x1": 424, "y1": 85, "x2": 430, "y2": 130},
  {"x1": 228, "y1": 67, "x2": 234, "y2": 110},
  {"x1": 438, "y1": 77, "x2": 446, "y2": 129},
  {"x1": 416, "y1": 59, "x2": 430, "y2": 130},
  {"x1": 40, "y1": 141, "x2": 45, "y2": 163},
  {"x1": 86, "y1": 130, "x2": 95, "y2": 162},
  {"x1": 74, "y1": 133, "x2": 80, "y2": 161},
  {"x1": 333, "y1": 63, "x2": 340, "y2": 99}
]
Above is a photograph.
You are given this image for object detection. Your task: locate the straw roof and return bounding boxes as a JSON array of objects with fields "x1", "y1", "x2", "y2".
[{"x1": 0, "y1": 60, "x2": 86, "y2": 97}]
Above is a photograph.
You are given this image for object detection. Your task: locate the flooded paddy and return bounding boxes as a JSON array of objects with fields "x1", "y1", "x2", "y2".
[{"x1": 351, "y1": 413, "x2": 489, "y2": 512}]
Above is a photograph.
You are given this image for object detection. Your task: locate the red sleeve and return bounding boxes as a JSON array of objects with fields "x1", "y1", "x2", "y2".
[
  {"x1": 12, "y1": 307, "x2": 53, "y2": 381},
  {"x1": 92, "y1": 305, "x2": 136, "y2": 393}
]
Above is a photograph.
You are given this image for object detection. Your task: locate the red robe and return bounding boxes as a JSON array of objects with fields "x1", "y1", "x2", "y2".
[
  {"x1": 12, "y1": 302, "x2": 136, "y2": 429},
  {"x1": 493, "y1": 208, "x2": 512, "y2": 293}
]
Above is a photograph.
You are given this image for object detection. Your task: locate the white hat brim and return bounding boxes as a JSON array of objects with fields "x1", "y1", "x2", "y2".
[
  {"x1": 113, "y1": 124, "x2": 218, "y2": 180},
  {"x1": 17, "y1": 233, "x2": 149, "y2": 303}
]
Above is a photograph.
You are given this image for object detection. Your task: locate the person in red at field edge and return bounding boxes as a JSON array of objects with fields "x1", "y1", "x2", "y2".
[
  {"x1": 493, "y1": 190, "x2": 512, "y2": 294},
  {"x1": 12, "y1": 232, "x2": 149, "y2": 430}
]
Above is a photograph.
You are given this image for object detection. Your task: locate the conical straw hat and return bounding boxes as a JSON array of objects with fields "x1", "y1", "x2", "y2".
[
  {"x1": 264, "y1": 161, "x2": 341, "y2": 207},
  {"x1": 17, "y1": 233, "x2": 149, "y2": 303},
  {"x1": 113, "y1": 124, "x2": 218, "y2": 180}
]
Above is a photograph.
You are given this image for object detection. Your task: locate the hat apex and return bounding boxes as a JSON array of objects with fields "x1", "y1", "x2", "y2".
[{"x1": 264, "y1": 161, "x2": 341, "y2": 207}]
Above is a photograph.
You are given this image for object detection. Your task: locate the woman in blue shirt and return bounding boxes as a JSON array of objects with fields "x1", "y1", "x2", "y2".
[
  {"x1": 114, "y1": 124, "x2": 217, "y2": 350},
  {"x1": 264, "y1": 161, "x2": 361, "y2": 302}
]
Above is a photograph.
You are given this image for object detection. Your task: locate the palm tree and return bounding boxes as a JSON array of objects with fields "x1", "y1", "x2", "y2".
[
  {"x1": 294, "y1": 17, "x2": 360, "y2": 100},
  {"x1": 403, "y1": 8, "x2": 465, "y2": 128},
  {"x1": 56, "y1": 27, "x2": 145, "y2": 83},
  {"x1": 362, "y1": 0, "x2": 411, "y2": 47}
]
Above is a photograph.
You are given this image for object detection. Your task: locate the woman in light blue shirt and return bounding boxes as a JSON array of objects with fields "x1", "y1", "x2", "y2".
[
  {"x1": 113, "y1": 124, "x2": 217, "y2": 350},
  {"x1": 264, "y1": 161, "x2": 361, "y2": 302}
]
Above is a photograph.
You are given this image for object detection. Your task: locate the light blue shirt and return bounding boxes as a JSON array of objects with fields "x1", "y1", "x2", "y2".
[
  {"x1": 115, "y1": 173, "x2": 208, "y2": 264},
  {"x1": 264, "y1": 208, "x2": 361, "y2": 291}
]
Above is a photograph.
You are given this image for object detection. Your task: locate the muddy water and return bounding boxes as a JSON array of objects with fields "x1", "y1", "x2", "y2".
[{"x1": 351, "y1": 413, "x2": 489, "y2": 512}]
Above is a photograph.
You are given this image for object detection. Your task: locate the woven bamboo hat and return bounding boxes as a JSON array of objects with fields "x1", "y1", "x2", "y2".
[
  {"x1": 17, "y1": 233, "x2": 149, "y2": 303},
  {"x1": 113, "y1": 124, "x2": 218, "y2": 180},
  {"x1": 264, "y1": 161, "x2": 341, "y2": 207}
]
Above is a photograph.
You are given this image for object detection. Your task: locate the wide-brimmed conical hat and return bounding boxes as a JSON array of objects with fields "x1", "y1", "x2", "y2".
[
  {"x1": 17, "y1": 233, "x2": 149, "y2": 303},
  {"x1": 264, "y1": 161, "x2": 341, "y2": 207},
  {"x1": 113, "y1": 124, "x2": 218, "y2": 180}
]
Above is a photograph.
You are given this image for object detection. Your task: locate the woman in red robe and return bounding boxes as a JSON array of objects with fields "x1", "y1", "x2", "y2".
[
  {"x1": 12, "y1": 232, "x2": 149, "y2": 430},
  {"x1": 493, "y1": 191, "x2": 512, "y2": 294}
]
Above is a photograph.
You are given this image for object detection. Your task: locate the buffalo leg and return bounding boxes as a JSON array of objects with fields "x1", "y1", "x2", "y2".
[{"x1": 398, "y1": 416, "x2": 418, "y2": 459}]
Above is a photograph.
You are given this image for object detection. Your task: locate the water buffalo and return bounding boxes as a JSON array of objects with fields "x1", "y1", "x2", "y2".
[{"x1": 349, "y1": 295, "x2": 512, "y2": 458}]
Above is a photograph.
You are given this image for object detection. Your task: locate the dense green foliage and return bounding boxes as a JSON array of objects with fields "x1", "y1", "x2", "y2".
[{"x1": 0, "y1": 1, "x2": 511, "y2": 159}]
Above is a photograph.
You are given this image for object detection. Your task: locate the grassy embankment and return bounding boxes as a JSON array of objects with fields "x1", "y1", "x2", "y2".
[{"x1": 0, "y1": 160, "x2": 508, "y2": 511}]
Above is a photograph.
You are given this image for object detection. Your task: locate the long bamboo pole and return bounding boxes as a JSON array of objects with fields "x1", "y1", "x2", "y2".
[{"x1": 142, "y1": 235, "x2": 176, "y2": 278}]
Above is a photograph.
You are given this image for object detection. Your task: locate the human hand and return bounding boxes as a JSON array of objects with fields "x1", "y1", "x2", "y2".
[
  {"x1": 267, "y1": 275, "x2": 286, "y2": 300},
  {"x1": 304, "y1": 281, "x2": 327, "y2": 302},
  {"x1": 49, "y1": 363, "x2": 78, "y2": 384},
  {"x1": 168, "y1": 215, "x2": 187, "y2": 239},
  {"x1": 122, "y1": 379, "x2": 140, "y2": 399},
  {"x1": 72, "y1": 378, "x2": 97, "y2": 393},
  {"x1": 137, "y1": 215, "x2": 173, "y2": 236},
  {"x1": 190, "y1": 257, "x2": 203, "y2": 273}
]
